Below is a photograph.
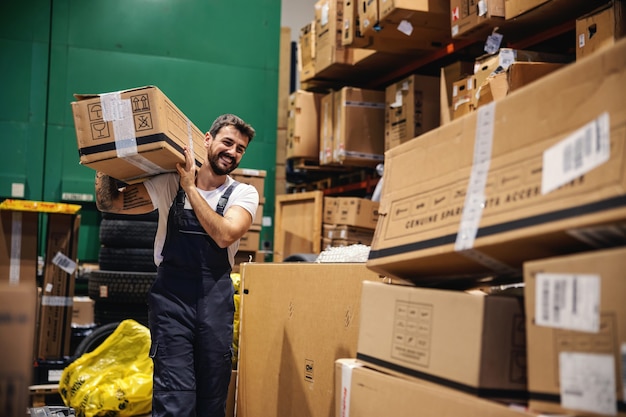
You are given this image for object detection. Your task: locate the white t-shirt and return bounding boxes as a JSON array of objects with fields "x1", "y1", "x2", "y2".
[{"x1": 143, "y1": 172, "x2": 259, "y2": 267}]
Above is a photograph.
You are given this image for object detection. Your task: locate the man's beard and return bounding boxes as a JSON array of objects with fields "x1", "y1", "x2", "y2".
[{"x1": 208, "y1": 151, "x2": 239, "y2": 175}]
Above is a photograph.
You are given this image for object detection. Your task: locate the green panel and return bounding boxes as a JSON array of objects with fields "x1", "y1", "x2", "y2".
[
  {"x1": 76, "y1": 206, "x2": 102, "y2": 263},
  {"x1": 0, "y1": 6, "x2": 50, "y2": 201},
  {"x1": 56, "y1": 0, "x2": 281, "y2": 71},
  {"x1": 42, "y1": 0, "x2": 281, "y2": 261}
]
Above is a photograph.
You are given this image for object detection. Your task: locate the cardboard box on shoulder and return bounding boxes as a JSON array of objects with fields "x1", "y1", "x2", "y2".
[
  {"x1": 356, "y1": 281, "x2": 527, "y2": 397},
  {"x1": 367, "y1": 38, "x2": 626, "y2": 283},
  {"x1": 72, "y1": 85, "x2": 206, "y2": 184},
  {"x1": 524, "y1": 247, "x2": 626, "y2": 417}
]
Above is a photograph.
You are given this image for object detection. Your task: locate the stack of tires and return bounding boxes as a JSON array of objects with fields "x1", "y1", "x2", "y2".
[{"x1": 89, "y1": 211, "x2": 158, "y2": 327}]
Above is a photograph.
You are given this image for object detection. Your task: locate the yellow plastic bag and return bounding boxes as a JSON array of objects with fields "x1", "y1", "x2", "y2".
[
  {"x1": 231, "y1": 272, "x2": 241, "y2": 367},
  {"x1": 59, "y1": 319, "x2": 153, "y2": 417}
]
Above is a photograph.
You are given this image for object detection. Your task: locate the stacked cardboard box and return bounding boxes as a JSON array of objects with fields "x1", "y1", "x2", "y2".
[
  {"x1": 320, "y1": 87, "x2": 385, "y2": 167},
  {"x1": 230, "y1": 168, "x2": 266, "y2": 271},
  {"x1": 524, "y1": 247, "x2": 626, "y2": 416},
  {"x1": 367, "y1": 38, "x2": 626, "y2": 282}
]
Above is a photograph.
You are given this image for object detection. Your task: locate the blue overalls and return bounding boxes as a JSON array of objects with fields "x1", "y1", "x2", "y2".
[{"x1": 148, "y1": 182, "x2": 239, "y2": 417}]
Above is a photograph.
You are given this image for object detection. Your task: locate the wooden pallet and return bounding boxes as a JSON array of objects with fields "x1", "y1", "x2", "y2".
[{"x1": 29, "y1": 384, "x2": 61, "y2": 407}]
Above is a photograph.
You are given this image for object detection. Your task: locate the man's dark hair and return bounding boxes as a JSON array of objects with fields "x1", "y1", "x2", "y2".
[{"x1": 209, "y1": 114, "x2": 255, "y2": 142}]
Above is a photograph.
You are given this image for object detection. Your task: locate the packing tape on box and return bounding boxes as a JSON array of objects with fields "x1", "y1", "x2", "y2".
[
  {"x1": 41, "y1": 295, "x2": 73, "y2": 307},
  {"x1": 186, "y1": 117, "x2": 194, "y2": 156},
  {"x1": 453, "y1": 101, "x2": 519, "y2": 276},
  {"x1": 101, "y1": 92, "x2": 164, "y2": 176}
]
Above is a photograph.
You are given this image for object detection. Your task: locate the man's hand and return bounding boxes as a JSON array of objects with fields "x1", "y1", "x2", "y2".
[{"x1": 176, "y1": 146, "x2": 196, "y2": 192}]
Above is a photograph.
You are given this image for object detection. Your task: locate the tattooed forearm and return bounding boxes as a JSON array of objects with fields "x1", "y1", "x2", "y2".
[
  {"x1": 122, "y1": 187, "x2": 153, "y2": 210},
  {"x1": 95, "y1": 172, "x2": 119, "y2": 211}
]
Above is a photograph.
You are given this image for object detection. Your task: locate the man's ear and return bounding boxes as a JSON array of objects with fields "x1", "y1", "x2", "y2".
[{"x1": 205, "y1": 132, "x2": 213, "y2": 144}]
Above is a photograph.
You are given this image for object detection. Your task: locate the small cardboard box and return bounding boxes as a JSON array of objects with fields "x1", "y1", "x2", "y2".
[
  {"x1": 299, "y1": 21, "x2": 317, "y2": 82},
  {"x1": 385, "y1": 74, "x2": 440, "y2": 151},
  {"x1": 367, "y1": 38, "x2": 626, "y2": 282},
  {"x1": 451, "y1": 75, "x2": 477, "y2": 120},
  {"x1": 236, "y1": 263, "x2": 381, "y2": 417},
  {"x1": 0, "y1": 210, "x2": 38, "y2": 285},
  {"x1": 315, "y1": 0, "x2": 350, "y2": 74},
  {"x1": 72, "y1": 85, "x2": 206, "y2": 184},
  {"x1": 475, "y1": 61, "x2": 566, "y2": 109},
  {"x1": 335, "y1": 359, "x2": 535, "y2": 417},
  {"x1": 0, "y1": 283, "x2": 37, "y2": 417},
  {"x1": 357, "y1": 281, "x2": 527, "y2": 397},
  {"x1": 238, "y1": 229, "x2": 260, "y2": 252},
  {"x1": 231, "y1": 168, "x2": 266, "y2": 204},
  {"x1": 287, "y1": 90, "x2": 323, "y2": 161},
  {"x1": 332, "y1": 87, "x2": 385, "y2": 167},
  {"x1": 524, "y1": 247, "x2": 626, "y2": 416},
  {"x1": 72, "y1": 296, "x2": 95, "y2": 327},
  {"x1": 576, "y1": 0, "x2": 626, "y2": 61},
  {"x1": 336, "y1": 197, "x2": 379, "y2": 230},
  {"x1": 450, "y1": 0, "x2": 505, "y2": 39}
]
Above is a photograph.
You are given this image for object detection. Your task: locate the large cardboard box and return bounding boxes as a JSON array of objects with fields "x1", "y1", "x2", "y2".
[
  {"x1": 385, "y1": 74, "x2": 440, "y2": 151},
  {"x1": 335, "y1": 359, "x2": 535, "y2": 417},
  {"x1": 37, "y1": 213, "x2": 80, "y2": 359},
  {"x1": 287, "y1": 90, "x2": 323, "y2": 161},
  {"x1": 576, "y1": 0, "x2": 626, "y2": 61},
  {"x1": 367, "y1": 38, "x2": 626, "y2": 282},
  {"x1": 332, "y1": 87, "x2": 385, "y2": 167},
  {"x1": 0, "y1": 283, "x2": 37, "y2": 417},
  {"x1": 236, "y1": 263, "x2": 381, "y2": 417},
  {"x1": 0, "y1": 209, "x2": 38, "y2": 285},
  {"x1": 357, "y1": 281, "x2": 527, "y2": 397},
  {"x1": 524, "y1": 247, "x2": 626, "y2": 417},
  {"x1": 72, "y1": 85, "x2": 206, "y2": 184}
]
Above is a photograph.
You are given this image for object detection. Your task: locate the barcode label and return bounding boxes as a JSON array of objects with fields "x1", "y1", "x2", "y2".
[
  {"x1": 52, "y1": 251, "x2": 77, "y2": 275},
  {"x1": 560, "y1": 352, "x2": 617, "y2": 416},
  {"x1": 535, "y1": 273, "x2": 600, "y2": 332},
  {"x1": 542, "y1": 112, "x2": 610, "y2": 194}
]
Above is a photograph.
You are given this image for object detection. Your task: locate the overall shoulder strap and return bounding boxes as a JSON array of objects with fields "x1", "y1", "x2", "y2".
[{"x1": 216, "y1": 180, "x2": 240, "y2": 216}]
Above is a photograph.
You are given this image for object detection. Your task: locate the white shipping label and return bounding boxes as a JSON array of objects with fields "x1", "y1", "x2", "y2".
[
  {"x1": 542, "y1": 112, "x2": 610, "y2": 195},
  {"x1": 478, "y1": 0, "x2": 487, "y2": 16},
  {"x1": 499, "y1": 49, "x2": 516, "y2": 70},
  {"x1": 397, "y1": 20, "x2": 413, "y2": 36},
  {"x1": 321, "y1": 3, "x2": 329, "y2": 26},
  {"x1": 52, "y1": 251, "x2": 77, "y2": 275},
  {"x1": 535, "y1": 273, "x2": 600, "y2": 333},
  {"x1": 560, "y1": 352, "x2": 617, "y2": 416}
]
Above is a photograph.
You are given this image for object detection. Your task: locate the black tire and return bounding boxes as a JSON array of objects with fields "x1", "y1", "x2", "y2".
[
  {"x1": 101, "y1": 209, "x2": 159, "y2": 222},
  {"x1": 99, "y1": 219, "x2": 157, "y2": 248},
  {"x1": 98, "y1": 247, "x2": 156, "y2": 272},
  {"x1": 94, "y1": 301, "x2": 149, "y2": 327},
  {"x1": 72, "y1": 321, "x2": 121, "y2": 358},
  {"x1": 88, "y1": 269, "x2": 156, "y2": 303},
  {"x1": 283, "y1": 253, "x2": 319, "y2": 262}
]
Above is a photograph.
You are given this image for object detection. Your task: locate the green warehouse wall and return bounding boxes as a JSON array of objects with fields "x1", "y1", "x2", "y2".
[{"x1": 0, "y1": 0, "x2": 281, "y2": 262}]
